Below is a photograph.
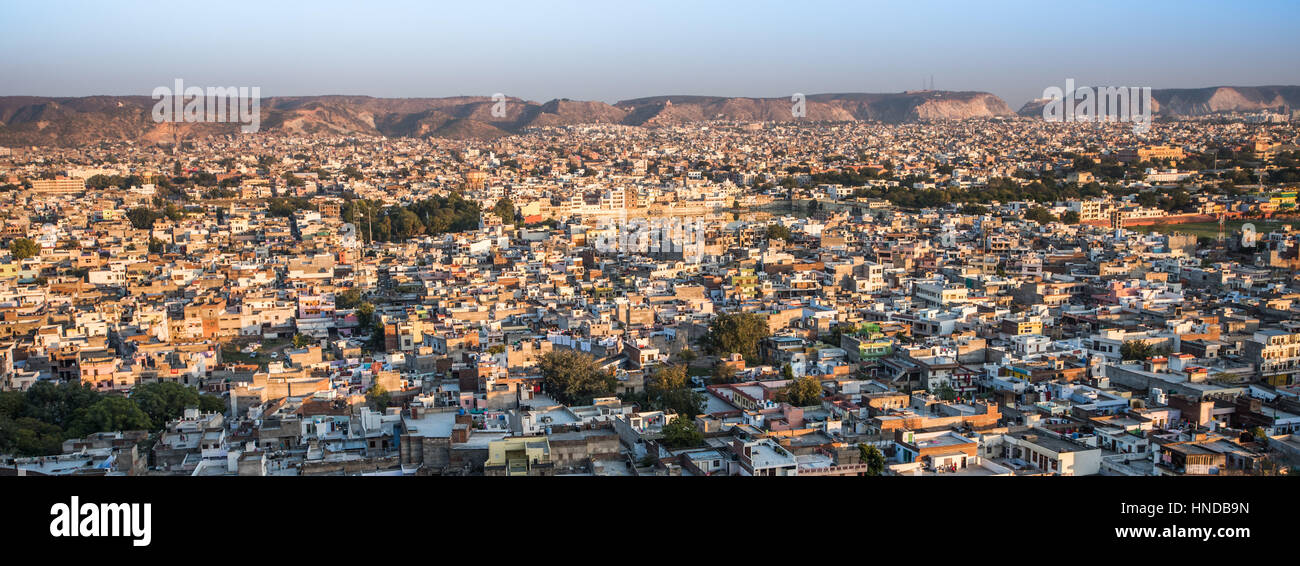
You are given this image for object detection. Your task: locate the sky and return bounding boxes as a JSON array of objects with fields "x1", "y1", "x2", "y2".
[{"x1": 2, "y1": 0, "x2": 1298, "y2": 109}]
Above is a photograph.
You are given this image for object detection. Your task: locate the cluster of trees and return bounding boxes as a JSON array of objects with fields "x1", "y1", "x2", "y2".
[
  {"x1": 85, "y1": 174, "x2": 149, "y2": 190},
  {"x1": 776, "y1": 373, "x2": 824, "y2": 407},
  {"x1": 839, "y1": 176, "x2": 1109, "y2": 210},
  {"x1": 710, "y1": 361, "x2": 740, "y2": 384},
  {"x1": 633, "y1": 364, "x2": 704, "y2": 420},
  {"x1": 858, "y1": 443, "x2": 886, "y2": 476},
  {"x1": 126, "y1": 205, "x2": 186, "y2": 230},
  {"x1": 765, "y1": 223, "x2": 793, "y2": 241},
  {"x1": 492, "y1": 197, "x2": 521, "y2": 225},
  {"x1": 809, "y1": 168, "x2": 881, "y2": 186},
  {"x1": 0, "y1": 381, "x2": 224, "y2": 456},
  {"x1": 203, "y1": 187, "x2": 239, "y2": 199},
  {"x1": 87, "y1": 171, "x2": 224, "y2": 202},
  {"x1": 700, "y1": 312, "x2": 771, "y2": 363},
  {"x1": 1024, "y1": 206, "x2": 1058, "y2": 225},
  {"x1": 537, "y1": 349, "x2": 617, "y2": 405},
  {"x1": 1120, "y1": 340, "x2": 1165, "y2": 361},
  {"x1": 365, "y1": 385, "x2": 391, "y2": 412},
  {"x1": 340, "y1": 194, "x2": 481, "y2": 243},
  {"x1": 267, "y1": 197, "x2": 316, "y2": 217},
  {"x1": 660, "y1": 414, "x2": 703, "y2": 448},
  {"x1": 8, "y1": 238, "x2": 38, "y2": 259},
  {"x1": 282, "y1": 171, "x2": 306, "y2": 187}
]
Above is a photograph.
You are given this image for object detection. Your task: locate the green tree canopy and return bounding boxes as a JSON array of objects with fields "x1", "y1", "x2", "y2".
[
  {"x1": 1120, "y1": 340, "x2": 1156, "y2": 361},
  {"x1": 8, "y1": 238, "x2": 38, "y2": 260},
  {"x1": 779, "y1": 375, "x2": 824, "y2": 407},
  {"x1": 492, "y1": 197, "x2": 516, "y2": 224},
  {"x1": 711, "y1": 361, "x2": 739, "y2": 384},
  {"x1": 69, "y1": 396, "x2": 152, "y2": 438},
  {"x1": 1024, "y1": 206, "x2": 1057, "y2": 225},
  {"x1": 537, "y1": 349, "x2": 617, "y2": 405},
  {"x1": 701, "y1": 312, "x2": 771, "y2": 363},
  {"x1": 766, "y1": 223, "x2": 793, "y2": 241},
  {"x1": 131, "y1": 381, "x2": 211, "y2": 429},
  {"x1": 660, "y1": 414, "x2": 703, "y2": 449},
  {"x1": 859, "y1": 443, "x2": 886, "y2": 476},
  {"x1": 336, "y1": 288, "x2": 364, "y2": 310},
  {"x1": 645, "y1": 364, "x2": 704, "y2": 418},
  {"x1": 127, "y1": 207, "x2": 160, "y2": 230},
  {"x1": 365, "y1": 385, "x2": 391, "y2": 412}
]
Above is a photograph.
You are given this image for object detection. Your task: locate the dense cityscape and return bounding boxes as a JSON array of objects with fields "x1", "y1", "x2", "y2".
[{"x1": 2, "y1": 112, "x2": 1300, "y2": 477}]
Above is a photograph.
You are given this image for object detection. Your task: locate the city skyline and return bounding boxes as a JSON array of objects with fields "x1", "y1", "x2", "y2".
[{"x1": 3, "y1": 0, "x2": 1298, "y2": 552}]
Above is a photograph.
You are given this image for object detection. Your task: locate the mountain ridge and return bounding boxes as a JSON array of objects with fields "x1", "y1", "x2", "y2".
[
  {"x1": 0, "y1": 91, "x2": 1012, "y2": 146},
  {"x1": 0, "y1": 86, "x2": 1294, "y2": 146},
  {"x1": 1015, "y1": 85, "x2": 1300, "y2": 118}
]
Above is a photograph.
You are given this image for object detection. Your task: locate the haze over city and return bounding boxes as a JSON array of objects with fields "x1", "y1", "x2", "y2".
[{"x1": 3, "y1": 0, "x2": 1299, "y2": 106}]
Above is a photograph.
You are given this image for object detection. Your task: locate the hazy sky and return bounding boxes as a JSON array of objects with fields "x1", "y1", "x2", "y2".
[{"x1": 3, "y1": 0, "x2": 1298, "y2": 108}]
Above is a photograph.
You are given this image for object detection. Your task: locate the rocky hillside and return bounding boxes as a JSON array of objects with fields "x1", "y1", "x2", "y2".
[
  {"x1": 0, "y1": 91, "x2": 1013, "y2": 146},
  {"x1": 1016, "y1": 85, "x2": 1300, "y2": 118}
]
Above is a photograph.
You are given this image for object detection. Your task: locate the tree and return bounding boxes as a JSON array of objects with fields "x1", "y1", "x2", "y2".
[
  {"x1": 1120, "y1": 340, "x2": 1156, "y2": 361},
  {"x1": 336, "y1": 288, "x2": 364, "y2": 310},
  {"x1": 127, "y1": 207, "x2": 159, "y2": 229},
  {"x1": 780, "y1": 375, "x2": 823, "y2": 407},
  {"x1": 859, "y1": 443, "x2": 886, "y2": 476},
  {"x1": 198, "y1": 394, "x2": 226, "y2": 414},
  {"x1": 711, "y1": 361, "x2": 739, "y2": 384},
  {"x1": 537, "y1": 349, "x2": 617, "y2": 405},
  {"x1": 1250, "y1": 426, "x2": 1269, "y2": 444},
  {"x1": 363, "y1": 319, "x2": 387, "y2": 352},
  {"x1": 267, "y1": 197, "x2": 314, "y2": 217},
  {"x1": 147, "y1": 237, "x2": 165, "y2": 254},
  {"x1": 1024, "y1": 206, "x2": 1057, "y2": 225},
  {"x1": 356, "y1": 302, "x2": 375, "y2": 327},
  {"x1": 388, "y1": 208, "x2": 426, "y2": 240},
  {"x1": 1060, "y1": 210, "x2": 1081, "y2": 224},
  {"x1": 69, "y1": 396, "x2": 152, "y2": 438},
  {"x1": 646, "y1": 364, "x2": 704, "y2": 418},
  {"x1": 293, "y1": 333, "x2": 311, "y2": 348},
  {"x1": 676, "y1": 348, "x2": 697, "y2": 364},
  {"x1": 934, "y1": 383, "x2": 958, "y2": 401},
  {"x1": 660, "y1": 414, "x2": 703, "y2": 448},
  {"x1": 701, "y1": 312, "x2": 770, "y2": 363},
  {"x1": 492, "y1": 197, "x2": 516, "y2": 224},
  {"x1": 8, "y1": 238, "x2": 38, "y2": 259},
  {"x1": 365, "y1": 385, "x2": 391, "y2": 412},
  {"x1": 766, "y1": 223, "x2": 793, "y2": 241},
  {"x1": 131, "y1": 382, "x2": 204, "y2": 429}
]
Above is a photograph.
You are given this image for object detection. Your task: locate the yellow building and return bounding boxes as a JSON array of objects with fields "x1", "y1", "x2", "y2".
[{"x1": 484, "y1": 437, "x2": 553, "y2": 476}]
